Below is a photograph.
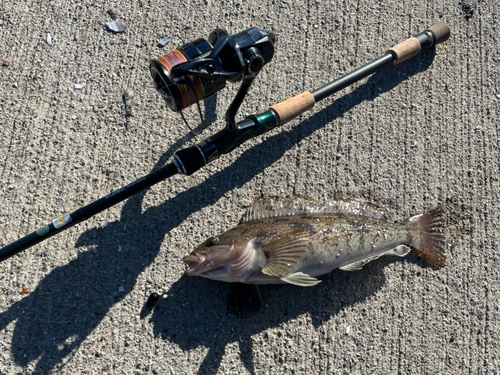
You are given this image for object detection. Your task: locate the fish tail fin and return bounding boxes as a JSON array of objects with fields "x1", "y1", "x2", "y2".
[{"x1": 409, "y1": 208, "x2": 446, "y2": 267}]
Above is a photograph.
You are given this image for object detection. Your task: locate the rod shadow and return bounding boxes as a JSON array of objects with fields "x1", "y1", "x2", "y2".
[{"x1": 0, "y1": 50, "x2": 435, "y2": 374}]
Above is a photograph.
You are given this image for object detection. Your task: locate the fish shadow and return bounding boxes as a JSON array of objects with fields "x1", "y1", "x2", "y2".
[
  {"x1": 149, "y1": 258, "x2": 392, "y2": 375},
  {"x1": 0, "y1": 49, "x2": 435, "y2": 374}
]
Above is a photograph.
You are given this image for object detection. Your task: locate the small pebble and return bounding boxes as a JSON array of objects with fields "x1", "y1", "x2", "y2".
[
  {"x1": 158, "y1": 36, "x2": 172, "y2": 47},
  {"x1": 2, "y1": 58, "x2": 11, "y2": 66},
  {"x1": 106, "y1": 20, "x2": 125, "y2": 33}
]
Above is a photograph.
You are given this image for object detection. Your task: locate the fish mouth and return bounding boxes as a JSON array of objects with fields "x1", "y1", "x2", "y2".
[{"x1": 183, "y1": 253, "x2": 207, "y2": 275}]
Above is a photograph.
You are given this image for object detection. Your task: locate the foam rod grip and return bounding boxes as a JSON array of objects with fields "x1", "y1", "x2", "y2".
[{"x1": 270, "y1": 91, "x2": 315, "y2": 127}]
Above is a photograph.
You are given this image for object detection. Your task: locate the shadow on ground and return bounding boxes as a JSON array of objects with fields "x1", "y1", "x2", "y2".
[
  {"x1": 0, "y1": 50, "x2": 435, "y2": 374},
  {"x1": 149, "y1": 259, "x2": 392, "y2": 375}
]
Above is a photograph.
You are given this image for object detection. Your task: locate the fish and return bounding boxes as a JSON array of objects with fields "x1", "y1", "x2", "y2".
[{"x1": 183, "y1": 198, "x2": 446, "y2": 287}]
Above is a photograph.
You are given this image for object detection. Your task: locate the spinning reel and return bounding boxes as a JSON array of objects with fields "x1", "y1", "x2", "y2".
[{"x1": 150, "y1": 28, "x2": 276, "y2": 133}]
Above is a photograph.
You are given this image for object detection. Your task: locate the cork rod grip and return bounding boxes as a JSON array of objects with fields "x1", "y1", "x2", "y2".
[
  {"x1": 389, "y1": 22, "x2": 450, "y2": 65},
  {"x1": 270, "y1": 91, "x2": 315, "y2": 127},
  {"x1": 389, "y1": 37, "x2": 421, "y2": 65}
]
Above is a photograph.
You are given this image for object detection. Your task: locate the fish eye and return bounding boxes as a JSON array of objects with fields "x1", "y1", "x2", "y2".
[{"x1": 206, "y1": 237, "x2": 219, "y2": 247}]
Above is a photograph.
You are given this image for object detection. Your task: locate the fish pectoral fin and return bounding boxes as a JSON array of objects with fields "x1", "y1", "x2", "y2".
[
  {"x1": 281, "y1": 272, "x2": 321, "y2": 287},
  {"x1": 339, "y1": 245, "x2": 411, "y2": 271},
  {"x1": 262, "y1": 229, "x2": 310, "y2": 277}
]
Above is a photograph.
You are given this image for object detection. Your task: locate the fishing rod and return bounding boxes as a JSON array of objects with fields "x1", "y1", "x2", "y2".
[{"x1": 0, "y1": 23, "x2": 450, "y2": 262}]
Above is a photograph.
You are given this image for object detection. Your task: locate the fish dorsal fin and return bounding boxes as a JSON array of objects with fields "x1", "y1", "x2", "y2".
[
  {"x1": 281, "y1": 272, "x2": 321, "y2": 287},
  {"x1": 339, "y1": 245, "x2": 411, "y2": 271},
  {"x1": 261, "y1": 229, "x2": 310, "y2": 277},
  {"x1": 240, "y1": 198, "x2": 387, "y2": 224}
]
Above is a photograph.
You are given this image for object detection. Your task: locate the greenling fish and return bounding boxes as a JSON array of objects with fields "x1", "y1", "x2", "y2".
[{"x1": 183, "y1": 198, "x2": 446, "y2": 287}]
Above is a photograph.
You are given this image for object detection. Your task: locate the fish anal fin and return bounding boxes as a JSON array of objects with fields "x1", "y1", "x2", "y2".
[
  {"x1": 389, "y1": 244, "x2": 411, "y2": 257},
  {"x1": 339, "y1": 245, "x2": 411, "y2": 271},
  {"x1": 281, "y1": 272, "x2": 321, "y2": 287}
]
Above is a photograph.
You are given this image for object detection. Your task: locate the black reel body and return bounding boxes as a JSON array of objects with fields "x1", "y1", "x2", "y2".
[{"x1": 150, "y1": 28, "x2": 275, "y2": 130}]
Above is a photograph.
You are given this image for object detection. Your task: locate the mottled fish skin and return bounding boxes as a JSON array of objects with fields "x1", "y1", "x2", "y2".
[
  {"x1": 267, "y1": 215, "x2": 408, "y2": 278},
  {"x1": 183, "y1": 199, "x2": 446, "y2": 287}
]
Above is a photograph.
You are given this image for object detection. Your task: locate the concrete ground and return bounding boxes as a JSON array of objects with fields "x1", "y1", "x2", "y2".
[{"x1": 0, "y1": 0, "x2": 498, "y2": 374}]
